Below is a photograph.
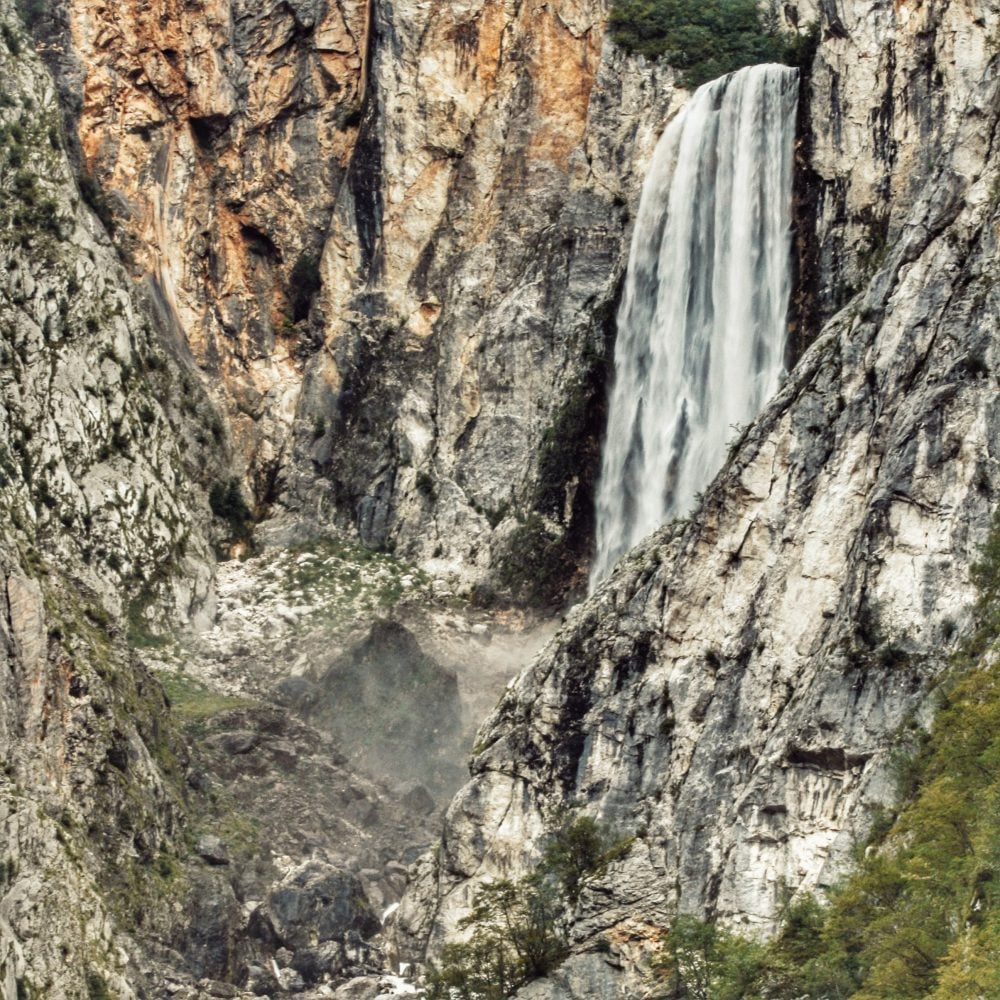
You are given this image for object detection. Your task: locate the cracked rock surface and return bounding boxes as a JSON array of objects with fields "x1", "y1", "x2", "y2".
[{"x1": 398, "y1": 0, "x2": 1000, "y2": 989}]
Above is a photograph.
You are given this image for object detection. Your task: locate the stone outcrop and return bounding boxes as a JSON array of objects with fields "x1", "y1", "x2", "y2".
[{"x1": 398, "y1": 0, "x2": 1000, "y2": 987}]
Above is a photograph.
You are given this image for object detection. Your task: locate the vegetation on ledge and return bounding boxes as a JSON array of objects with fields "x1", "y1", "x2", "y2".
[
  {"x1": 427, "y1": 817, "x2": 633, "y2": 999},
  {"x1": 609, "y1": 0, "x2": 819, "y2": 88}
]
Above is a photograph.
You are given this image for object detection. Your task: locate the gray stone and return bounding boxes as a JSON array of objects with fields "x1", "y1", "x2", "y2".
[
  {"x1": 196, "y1": 835, "x2": 231, "y2": 867},
  {"x1": 262, "y1": 862, "x2": 380, "y2": 952},
  {"x1": 333, "y1": 978, "x2": 381, "y2": 1000},
  {"x1": 399, "y1": 785, "x2": 435, "y2": 817}
]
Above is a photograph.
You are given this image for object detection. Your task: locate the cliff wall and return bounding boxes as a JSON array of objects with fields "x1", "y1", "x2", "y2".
[
  {"x1": 398, "y1": 0, "x2": 1000, "y2": 989},
  {"x1": 0, "y1": 1, "x2": 227, "y2": 992},
  {"x1": 53, "y1": 0, "x2": 676, "y2": 592}
]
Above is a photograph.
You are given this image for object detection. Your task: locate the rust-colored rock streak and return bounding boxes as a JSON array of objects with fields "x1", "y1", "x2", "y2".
[{"x1": 68, "y1": 0, "x2": 368, "y2": 491}]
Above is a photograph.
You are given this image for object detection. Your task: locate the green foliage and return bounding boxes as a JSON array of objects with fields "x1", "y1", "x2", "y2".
[
  {"x1": 654, "y1": 897, "x2": 859, "y2": 999},
  {"x1": 427, "y1": 816, "x2": 630, "y2": 999},
  {"x1": 1, "y1": 166, "x2": 63, "y2": 241},
  {"x1": 427, "y1": 877, "x2": 569, "y2": 1000},
  {"x1": 157, "y1": 671, "x2": 253, "y2": 728},
  {"x1": 649, "y1": 510, "x2": 1000, "y2": 999},
  {"x1": 14, "y1": 0, "x2": 46, "y2": 31},
  {"x1": 496, "y1": 513, "x2": 573, "y2": 607},
  {"x1": 656, "y1": 915, "x2": 768, "y2": 1000},
  {"x1": 86, "y1": 970, "x2": 113, "y2": 1000},
  {"x1": 539, "y1": 815, "x2": 633, "y2": 905},
  {"x1": 1, "y1": 22, "x2": 22, "y2": 56},
  {"x1": 608, "y1": 0, "x2": 818, "y2": 88},
  {"x1": 78, "y1": 170, "x2": 116, "y2": 235}
]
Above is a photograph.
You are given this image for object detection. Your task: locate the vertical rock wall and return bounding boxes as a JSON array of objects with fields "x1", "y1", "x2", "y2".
[
  {"x1": 397, "y1": 0, "x2": 1000, "y2": 986},
  {"x1": 54, "y1": 0, "x2": 677, "y2": 590},
  {"x1": 0, "y1": 6, "x2": 221, "y2": 993}
]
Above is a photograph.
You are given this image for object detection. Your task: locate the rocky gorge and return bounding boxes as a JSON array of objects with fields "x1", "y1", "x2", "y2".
[{"x1": 0, "y1": 0, "x2": 999, "y2": 996}]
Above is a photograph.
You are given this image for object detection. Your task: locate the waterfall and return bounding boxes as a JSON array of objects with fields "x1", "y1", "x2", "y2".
[{"x1": 590, "y1": 64, "x2": 799, "y2": 588}]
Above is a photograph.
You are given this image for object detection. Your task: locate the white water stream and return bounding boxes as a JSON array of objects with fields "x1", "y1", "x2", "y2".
[{"x1": 591, "y1": 64, "x2": 799, "y2": 587}]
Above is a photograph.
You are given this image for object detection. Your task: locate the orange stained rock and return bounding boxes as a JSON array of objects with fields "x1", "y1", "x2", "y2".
[
  {"x1": 524, "y1": 7, "x2": 600, "y2": 168},
  {"x1": 475, "y1": 0, "x2": 510, "y2": 93}
]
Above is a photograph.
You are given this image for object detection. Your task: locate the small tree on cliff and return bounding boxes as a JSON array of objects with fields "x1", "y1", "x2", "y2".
[{"x1": 425, "y1": 816, "x2": 633, "y2": 999}]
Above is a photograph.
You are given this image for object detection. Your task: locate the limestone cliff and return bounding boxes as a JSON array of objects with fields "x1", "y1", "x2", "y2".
[
  {"x1": 0, "y1": 2, "x2": 226, "y2": 993},
  {"x1": 398, "y1": 0, "x2": 1000, "y2": 990},
  {"x1": 46, "y1": 0, "x2": 676, "y2": 594},
  {"x1": 4, "y1": 0, "x2": 999, "y2": 993}
]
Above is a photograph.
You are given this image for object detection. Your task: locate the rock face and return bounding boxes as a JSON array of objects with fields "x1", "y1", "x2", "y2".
[
  {"x1": 56, "y1": 0, "x2": 370, "y2": 501},
  {"x1": 398, "y1": 0, "x2": 1000, "y2": 986},
  {"x1": 0, "y1": 8, "x2": 216, "y2": 623},
  {"x1": 51, "y1": 0, "x2": 677, "y2": 591},
  {"x1": 4, "y1": 0, "x2": 1000, "y2": 992},
  {"x1": 0, "y1": 3, "x2": 228, "y2": 993}
]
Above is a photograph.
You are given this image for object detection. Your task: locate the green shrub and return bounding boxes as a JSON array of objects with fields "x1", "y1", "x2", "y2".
[
  {"x1": 427, "y1": 816, "x2": 631, "y2": 999},
  {"x1": 496, "y1": 513, "x2": 574, "y2": 607},
  {"x1": 427, "y1": 877, "x2": 569, "y2": 1000},
  {"x1": 655, "y1": 915, "x2": 768, "y2": 1000},
  {"x1": 208, "y1": 477, "x2": 253, "y2": 542},
  {"x1": 1, "y1": 22, "x2": 21, "y2": 56},
  {"x1": 539, "y1": 815, "x2": 633, "y2": 905},
  {"x1": 78, "y1": 170, "x2": 116, "y2": 235},
  {"x1": 15, "y1": 0, "x2": 46, "y2": 30},
  {"x1": 85, "y1": 970, "x2": 113, "y2": 1000},
  {"x1": 608, "y1": 0, "x2": 818, "y2": 88}
]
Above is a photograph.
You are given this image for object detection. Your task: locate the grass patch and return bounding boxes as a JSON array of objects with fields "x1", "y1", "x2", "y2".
[{"x1": 157, "y1": 671, "x2": 253, "y2": 724}]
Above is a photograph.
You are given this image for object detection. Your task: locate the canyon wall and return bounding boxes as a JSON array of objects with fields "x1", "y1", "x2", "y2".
[
  {"x1": 399, "y1": 0, "x2": 1000, "y2": 990},
  {"x1": 4, "y1": 0, "x2": 999, "y2": 993},
  {"x1": 0, "y1": 2, "x2": 226, "y2": 992},
  {"x1": 53, "y1": 0, "x2": 677, "y2": 592}
]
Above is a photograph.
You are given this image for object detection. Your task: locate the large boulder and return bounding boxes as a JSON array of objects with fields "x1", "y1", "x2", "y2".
[{"x1": 255, "y1": 862, "x2": 380, "y2": 953}]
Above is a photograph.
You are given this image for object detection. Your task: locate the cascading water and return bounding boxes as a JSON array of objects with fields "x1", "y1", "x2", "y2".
[{"x1": 590, "y1": 63, "x2": 799, "y2": 588}]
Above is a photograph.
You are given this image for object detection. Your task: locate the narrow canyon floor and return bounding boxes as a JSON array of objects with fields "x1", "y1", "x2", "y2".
[{"x1": 133, "y1": 535, "x2": 559, "y2": 997}]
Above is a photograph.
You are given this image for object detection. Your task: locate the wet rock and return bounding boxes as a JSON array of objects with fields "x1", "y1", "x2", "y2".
[
  {"x1": 275, "y1": 676, "x2": 320, "y2": 712},
  {"x1": 200, "y1": 981, "x2": 241, "y2": 998},
  {"x1": 290, "y1": 942, "x2": 341, "y2": 981},
  {"x1": 400, "y1": 6, "x2": 1000, "y2": 976},
  {"x1": 333, "y1": 978, "x2": 381, "y2": 1000},
  {"x1": 515, "y1": 952, "x2": 620, "y2": 999},
  {"x1": 244, "y1": 964, "x2": 274, "y2": 996},
  {"x1": 276, "y1": 966, "x2": 305, "y2": 992}
]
